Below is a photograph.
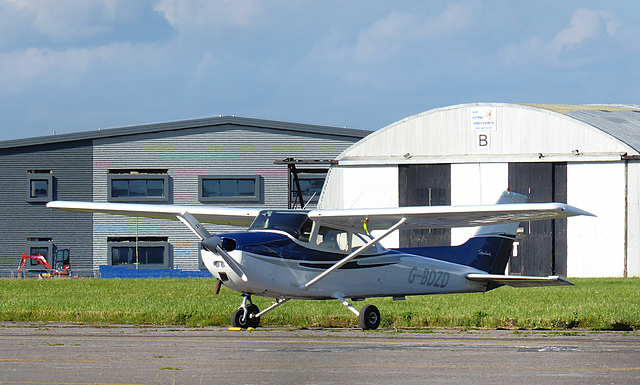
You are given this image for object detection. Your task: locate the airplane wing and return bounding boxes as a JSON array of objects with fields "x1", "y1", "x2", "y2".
[
  {"x1": 308, "y1": 203, "x2": 594, "y2": 232},
  {"x1": 46, "y1": 201, "x2": 260, "y2": 227},
  {"x1": 465, "y1": 274, "x2": 574, "y2": 287}
]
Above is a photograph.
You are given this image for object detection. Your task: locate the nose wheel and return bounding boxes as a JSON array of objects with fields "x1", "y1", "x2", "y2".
[{"x1": 231, "y1": 294, "x2": 260, "y2": 328}]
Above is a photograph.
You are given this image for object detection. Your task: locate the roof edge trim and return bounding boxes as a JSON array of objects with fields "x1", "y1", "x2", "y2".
[{"x1": 0, "y1": 116, "x2": 370, "y2": 150}]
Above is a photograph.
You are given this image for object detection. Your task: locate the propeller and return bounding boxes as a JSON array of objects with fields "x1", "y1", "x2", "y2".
[
  {"x1": 177, "y1": 211, "x2": 249, "y2": 283},
  {"x1": 202, "y1": 236, "x2": 248, "y2": 282}
]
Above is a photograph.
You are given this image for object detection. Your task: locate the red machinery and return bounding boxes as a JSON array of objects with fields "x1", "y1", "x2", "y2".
[{"x1": 18, "y1": 250, "x2": 70, "y2": 276}]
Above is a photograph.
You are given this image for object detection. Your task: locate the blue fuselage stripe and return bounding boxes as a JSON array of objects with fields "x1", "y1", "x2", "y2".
[{"x1": 214, "y1": 231, "x2": 512, "y2": 273}]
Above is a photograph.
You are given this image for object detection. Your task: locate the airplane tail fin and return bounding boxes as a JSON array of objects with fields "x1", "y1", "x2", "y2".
[
  {"x1": 462, "y1": 190, "x2": 526, "y2": 274},
  {"x1": 472, "y1": 189, "x2": 526, "y2": 239}
]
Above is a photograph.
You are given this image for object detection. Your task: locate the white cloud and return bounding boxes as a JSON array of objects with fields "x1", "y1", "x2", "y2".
[
  {"x1": 549, "y1": 8, "x2": 616, "y2": 55},
  {"x1": 192, "y1": 50, "x2": 222, "y2": 84},
  {"x1": 0, "y1": 0, "x2": 122, "y2": 44},
  {"x1": 0, "y1": 47, "x2": 89, "y2": 92},
  {"x1": 308, "y1": 4, "x2": 476, "y2": 90},
  {"x1": 0, "y1": 43, "x2": 166, "y2": 94},
  {"x1": 153, "y1": 0, "x2": 261, "y2": 33},
  {"x1": 500, "y1": 8, "x2": 619, "y2": 67},
  {"x1": 353, "y1": 5, "x2": 475, "y2": 61}
]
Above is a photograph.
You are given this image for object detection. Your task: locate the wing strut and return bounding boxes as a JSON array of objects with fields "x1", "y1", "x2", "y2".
[{"x1": 300, "y1": 217, "x2": 407, "y2": 291}]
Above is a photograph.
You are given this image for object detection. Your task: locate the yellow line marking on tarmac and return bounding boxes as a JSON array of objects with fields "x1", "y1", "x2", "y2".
[
  {"x1": 1, "y1": 334, "x2": 638, "y2": 349},
  {"x1": 1, "y1": 357, "x2": 639, "y2": 373}
]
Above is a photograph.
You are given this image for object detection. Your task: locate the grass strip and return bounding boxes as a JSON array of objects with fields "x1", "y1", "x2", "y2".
[{"x1": 0, "y1": 277, "x2": 638, "y2": 330}]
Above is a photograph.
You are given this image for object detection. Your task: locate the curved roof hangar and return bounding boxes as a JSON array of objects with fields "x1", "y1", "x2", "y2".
[{"x1": 335, "y1": 103, "x2": 640, "y2": 165}]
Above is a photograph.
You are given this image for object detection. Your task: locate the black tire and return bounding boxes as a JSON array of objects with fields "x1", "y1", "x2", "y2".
[
  {"x1": 231, "y1": 304, "x2": 260, "y2": 328},
  {"x1": 359, "y1": 304, "x2": 380, "y2": 330}
]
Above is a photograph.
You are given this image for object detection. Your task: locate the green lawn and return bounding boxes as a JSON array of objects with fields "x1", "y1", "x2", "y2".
[{"x1": 0, "y1": 277, "x2": 638, "y2": 330}]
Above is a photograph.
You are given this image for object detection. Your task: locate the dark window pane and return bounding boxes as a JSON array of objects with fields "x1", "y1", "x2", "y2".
[
  {"x1": 219, "y1": 179, "x2": 236, "y2": 196},
  {"x1": 112, "y1": 247, "x2": 134, "y2": 265},
  {"x1": 296, "y1": 178, "x2": 324, "y2": 202},
  {"x1": 202, "y1": 179, "x2": 220, "y2": 197},
  {"x1": 128, "y1": 179, "x2": 146, "y2": 197},
  {"x1": 30, "y1": 247, "x2": 48, "y2": 258},
  {"x1": 111, "y1": 246, "x2": 165, "y2": 265},
  {"x1": 309, "y1": 179, "x2": 325, "y2": 190},
  {"x1": 30, "y1": 179, "x2": 49, "y2": 198},
  {"x1": 111, "y1": 179, "x2": 129, "y2": 197},
  {"x1": 146, "y1": 179, "x2": 164, "y2": 197},
  {"x1": 29, "y1": 247, "x2": 49, "y2": 266},
  {"x1": 111, "y1": 178, "x2": 165, "y2": 198},
  {"x1": 237, "y1": 179, "x2": 255, "y2": 196},
  {"x1": 201, "y1": 178, "x2": 257, "y2": 199},
  {"x1": 141, "y1": 247, "x2": 165, "y2": 264}
]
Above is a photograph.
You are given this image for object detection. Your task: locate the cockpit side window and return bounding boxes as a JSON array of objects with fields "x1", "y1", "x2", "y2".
[
  {"x1": 297, "y1": 218, "x2": 313, "y2": 242},
  {"x1": 351, "y1": 232, "x2": 369, "y2": 249},
  {"x1": 316, "y1": 226, "x2": 349, "y2": 252}
]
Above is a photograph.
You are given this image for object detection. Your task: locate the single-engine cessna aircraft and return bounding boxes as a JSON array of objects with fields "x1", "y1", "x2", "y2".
[{"x1": 47, "y1": 190, "x2": 593, "y2": 330}]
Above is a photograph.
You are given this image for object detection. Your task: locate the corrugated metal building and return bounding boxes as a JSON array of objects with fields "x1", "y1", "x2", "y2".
[
  {"x1": 319, "y1": 103, "x2": 640, "y2": 278},
  {"x1": 0, "y1": 116, "x2": 368, "y2": 275}
]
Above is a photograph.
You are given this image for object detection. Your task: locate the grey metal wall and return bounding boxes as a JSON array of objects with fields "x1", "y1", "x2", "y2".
[
  {"x1": 0, "y1": 141, "x2": 93, "y2": 272},
  {"x1": 399, "y1": 164, "x2": 451, "y2": 247},
  {"x1": 91, "y1": 124, "x2": 362, "y2": 269}
]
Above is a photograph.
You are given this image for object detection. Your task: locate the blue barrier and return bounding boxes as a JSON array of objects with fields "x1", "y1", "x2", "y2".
[{"x1": 100, "y1": 265, "x2": 213, "y2": 279}]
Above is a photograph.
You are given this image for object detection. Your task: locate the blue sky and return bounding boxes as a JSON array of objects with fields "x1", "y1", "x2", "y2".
[{"x1": 1, "y1": 0, "x2": 639, "y2": 141}]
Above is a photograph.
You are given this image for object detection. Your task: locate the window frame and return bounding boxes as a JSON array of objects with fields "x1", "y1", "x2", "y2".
[
  {"x1": 25, "y1": 240, "x2": 53, "y2": 268},
  {"x1": 107, "y1": 174, "x2": 169, "y2": 203},
  {"x1": 107, "y1": 240, "x2": 170, "y2": 269},
  {"x1": 26, "y1": 173, "x2": 54, "y2": 203},
  {"x1": 292, "y1": 173, "x2": 326, "y2": 206},
  {"x1": 198, "y1": 175, "x2": 261, "y2": 203}
]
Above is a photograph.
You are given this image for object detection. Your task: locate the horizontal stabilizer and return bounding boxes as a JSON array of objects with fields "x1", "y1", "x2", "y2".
[{"x1": 466, "y1": 274, "x2": 574, "y2": 287}]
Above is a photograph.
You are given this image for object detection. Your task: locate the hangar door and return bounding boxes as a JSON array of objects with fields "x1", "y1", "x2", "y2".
[
  {"x1": 508, "y1": 163, "x2": 567, "y2": 276},
  {"x1": 399, "y1": 164, "x2": 451, "y2": 247}
]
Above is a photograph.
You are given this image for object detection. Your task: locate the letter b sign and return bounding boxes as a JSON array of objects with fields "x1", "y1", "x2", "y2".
[{"x1": 477, "y1": 132, "x2": 490, "y2": 149}]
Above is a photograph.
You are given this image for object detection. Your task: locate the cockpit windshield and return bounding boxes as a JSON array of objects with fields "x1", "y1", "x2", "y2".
[{"x1": 248, "y1": 210, "x2": 313, "y2": 240}]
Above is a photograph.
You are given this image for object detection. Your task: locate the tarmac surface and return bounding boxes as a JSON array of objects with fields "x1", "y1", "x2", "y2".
[{"x1": 0, "y1": 323, "x2": 639, "y2": 385}]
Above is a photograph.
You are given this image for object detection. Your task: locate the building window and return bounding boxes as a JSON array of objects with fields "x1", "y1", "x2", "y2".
[
  {"x1": 291, "y1": 175, "x2": 326, "y2": 207},
  {"x1": 26, "y1": 238, "x2": 53, "y2": 268},
  {"x1": 107, "y1": 172, "x2": 169, "y2": 202},
  {"x1": 108, "y1": 238, "x2": 169, "y2": 269},
  {"x1": 198, "y1": 175, "x2": 260, "y2": 202},
  {"x1": 27, "y1": 171, "x2": 54, "y2": 203}
]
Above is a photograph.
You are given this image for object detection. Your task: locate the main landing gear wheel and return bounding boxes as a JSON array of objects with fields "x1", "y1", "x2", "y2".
[
  {"x1": 231, "y1": 304, "x2": 260, "y2": 328},
  {"x1": 359, "y1": 304, "x2": 380, "y2": 330}
]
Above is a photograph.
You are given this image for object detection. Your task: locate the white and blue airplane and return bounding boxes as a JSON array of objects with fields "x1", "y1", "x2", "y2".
[{"x1": 47, "y1": 190, "x2": 593, "y2": 330}]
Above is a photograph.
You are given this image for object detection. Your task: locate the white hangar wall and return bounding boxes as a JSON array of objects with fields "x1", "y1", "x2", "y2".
[
  {"x1": 319, "y1": 103, "x2": 640, "y2": 278},
  {"x1": 627, "y1": 161, "x2": 640, "y2": 276},
  {"x1": 567, "y1": 162, "x2": 626, "y2": 277}
]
